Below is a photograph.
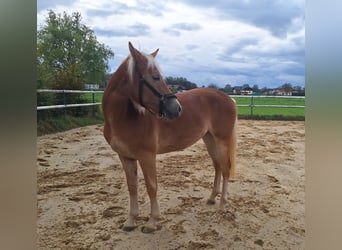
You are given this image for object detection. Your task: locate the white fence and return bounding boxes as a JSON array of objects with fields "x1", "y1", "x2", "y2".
[
  {"x1": 230, "y1": 95, "x2": 305, "y2": 116},
  {"x1": 37, "y1": 89, "x2": 305, "y2": 116},
  {"x1": 37, "y1": 89, "x2": 103, "y2": 111},
  {"x1": 230, "y1": 95, "x2": 305, "y2": 108}
]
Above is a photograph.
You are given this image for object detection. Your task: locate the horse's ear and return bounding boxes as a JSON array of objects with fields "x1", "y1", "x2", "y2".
[
  {"x1": 151, "y1": 48, "x2": 159, "y2": 58},
  {"x1": 128, "y1": 41, "x2": 137, "y2": 56},
  {"x1": 128, "y1": 41, "x2": 144, "y2": 61}
]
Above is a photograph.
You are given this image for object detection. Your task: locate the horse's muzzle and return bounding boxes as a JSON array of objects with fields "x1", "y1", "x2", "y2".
[{"x1": 160, "y1": 96, "x2": 182, "y2": 119}]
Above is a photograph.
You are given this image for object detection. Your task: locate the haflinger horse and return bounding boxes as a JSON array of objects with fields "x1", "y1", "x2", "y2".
[{"x1": 102, "y1": 42, "x2": 237, "y2": 233}]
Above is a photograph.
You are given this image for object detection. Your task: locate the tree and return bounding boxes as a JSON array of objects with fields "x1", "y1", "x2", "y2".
[
  {"x1": 282, "y1": 83, "x2": 293, "y2": 92},
  {"x1": 260, "y1": 86, "x2": 270, "y2": 95},
  {"x1": 207, "y1": 83, "x2": 218, "y2": 89},
  {"x1": 242, "y1": 84, "x2": 250, "y2": 89},
  {"x1": 37, "y1": 10, "x2": 114, "y2": 90},
  {"x1": 164, "y1": 76, "x2": 197, "y2": 90},
  {"x1": 292, "y1": 85, "x2": 305, "y2": 96},
  {"x1": 223, "y1": 84, "x2": 232, "y2": 93},
  {"x1": 252, "y1": 84, "x2": 259, "y2": 93}
]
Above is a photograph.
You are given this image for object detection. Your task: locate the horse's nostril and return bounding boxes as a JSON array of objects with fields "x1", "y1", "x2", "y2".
[{"x1": 178, "y1": 106, "x2": 182, "y2": 113}]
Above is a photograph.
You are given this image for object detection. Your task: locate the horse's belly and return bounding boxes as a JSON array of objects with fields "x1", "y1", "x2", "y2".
[
  {"x1": 157, "y1": 128, "x2": 206, "y2": 154},
  {"x1": 157, "y1": 140, "x2": 198, "y2": 154}
]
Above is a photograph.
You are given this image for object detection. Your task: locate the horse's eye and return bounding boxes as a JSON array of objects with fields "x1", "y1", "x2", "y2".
[{"x1": 152, "y1": 75, "x2": 160, "y2": 81}]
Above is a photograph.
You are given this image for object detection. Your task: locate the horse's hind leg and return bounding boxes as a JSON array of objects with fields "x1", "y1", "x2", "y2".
[
  {"x1": 203, "y1": 133, "x2": 229, "y2": 209},
  {"x1": 207, "y1": 160, "x2": 221, "y2": 205},
  {"x1": 119, "y1": 155, "x2": 139, "y2": 231},
  {"x1": 220, "y1": 161, "x2": 230, "y2": 210}
]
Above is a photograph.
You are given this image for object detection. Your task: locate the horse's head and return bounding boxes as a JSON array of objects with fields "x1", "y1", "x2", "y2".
[{"x1": 127, "y1": 42, "x2": 182, "y2": 120}]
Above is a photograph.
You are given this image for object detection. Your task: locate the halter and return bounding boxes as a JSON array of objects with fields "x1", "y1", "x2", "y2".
[{"x1": 135, "y1": 63, "x2": 177, "y2": 116}]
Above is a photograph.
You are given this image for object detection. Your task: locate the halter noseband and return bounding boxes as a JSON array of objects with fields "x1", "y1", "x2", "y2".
[{"x1": 135, "y1": 63, "x2": 177, "y2": 116}]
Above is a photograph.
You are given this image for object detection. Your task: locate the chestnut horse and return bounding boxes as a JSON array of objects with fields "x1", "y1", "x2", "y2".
[{"x1": 102, "y1": 42, "x2": 237, "y2": 233}]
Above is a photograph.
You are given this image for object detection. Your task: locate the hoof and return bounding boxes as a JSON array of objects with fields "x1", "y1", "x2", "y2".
[
  {"x1": 122, "y1": 225, "x2": 138, "y2": 232},
  {"x1": 141, "y1": 225, "x2": 159, "y2": 233},
  {"x1": 207, "y1": 199, "x2": 216, "y2": 205}
]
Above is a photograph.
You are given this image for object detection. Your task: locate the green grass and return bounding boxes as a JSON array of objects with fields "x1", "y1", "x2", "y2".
[
  {"x1": 37, "y1": 94, "x2": 305, "y2": 135},
  {"x1": 232, "y1": 96, "x2": 305, "y2": 120},
  {"x1": 37, "y1": 114, "x2": 104, "y2": 136},
  {"x1": 80, "y1": 92, "x2": 305, "y2": 119},
  {"x1": 233, "y1": 96, "x2": 305, "y2": 106},
  {"x1": 83, "y1": 93, "x2": 103, "y2": 103},
  {"x1": 37, "y1": 92, "x2": 104, "y2": 136}
]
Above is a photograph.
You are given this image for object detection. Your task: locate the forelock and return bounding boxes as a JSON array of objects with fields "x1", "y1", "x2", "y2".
[{"x1": 126, "y1": 53, "x2": 163, "y2": 83}]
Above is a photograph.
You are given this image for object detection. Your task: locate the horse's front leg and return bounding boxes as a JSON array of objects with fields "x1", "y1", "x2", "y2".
[
  {"x1": 119, "y1": 155, "x2": 139, "y2": 231},
  {"x1": 139, "y1": 154, "x2": 160, "y2": 233}
]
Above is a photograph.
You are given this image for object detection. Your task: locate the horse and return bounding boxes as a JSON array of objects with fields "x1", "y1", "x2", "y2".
[{"x1": 102, "y1": 42, "x2": 237, "y2": 233}]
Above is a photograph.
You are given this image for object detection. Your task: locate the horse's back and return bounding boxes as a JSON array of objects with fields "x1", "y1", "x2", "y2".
[
  {"x1": 179, "y1": 88, "x2": 236, "y2": 139},
  {"x1": 156, "y1": 88, "x2": 236, "y2": 153},
  {"x1": 176, "y1": 88, "x2": 237, "y2": 122}
]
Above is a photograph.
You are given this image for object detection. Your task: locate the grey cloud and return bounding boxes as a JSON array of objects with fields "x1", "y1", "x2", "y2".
[
  {"x1": 86, "y1": 6, "x2": 129, "y2": 16},
  {"x1": 210, "y1": 67, "x2": 261, "y2": 78},
  {"x1": 177, "y1": 0, "x2": 304, "y2": 37},
  {"x1": 38, "y1": 0, "x2": 304, "y2": 87},
  {"x1": 218, "y1": 34, "x2": 304, "y2": 70},
  {"x1": 282, "y1": 66, "x2": 304, "y2": 76},
  {"x1": 162, "y1": 22, "x2": 201, "y2": 36},
  {"x1": 162, "y1": 28, "x2": 181, "y2": 36},
  {"x1": 186, "y1": 44, "x2": 199, "y2": 50},
  {"x1": 86, "y1": 9, "x2": 115, "y2": 16},
  {"x1": 135, "y1": 0, "x2": 166, "y2": 17},
  {"x1": 95, "y1": 23, "x2": 150, "y2": 37},
  {"x1": 85, "y1": 1, "x2": 165, "y2": 18},
  {"x1": 218, "y1": 38, "x2": 258, "y2": 61},
  {"x1": 172, "y1": 23, "x2": 201, "y2": 31},
  {"x1": 37, "y1": 0, "x2": 72, "y2": 12}
]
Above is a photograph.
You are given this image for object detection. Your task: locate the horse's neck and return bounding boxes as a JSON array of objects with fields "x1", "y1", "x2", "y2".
[
  {"x1": 104, "y1": 71, "x2": 140, "y2": 119},
  {"x1": 106, "y1": 70, "x2": 128, "y2": 93},
  {"x1": 104, "y1": 59, "x2": 131, "y2": 99}
]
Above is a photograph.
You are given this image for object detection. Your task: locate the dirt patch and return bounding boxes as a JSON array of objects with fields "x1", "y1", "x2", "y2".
[{"x1": 37, "y1": 120, "x2": 305, "y2": 249}]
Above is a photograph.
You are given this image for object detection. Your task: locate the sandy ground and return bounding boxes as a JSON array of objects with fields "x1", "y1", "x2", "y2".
[{"x1": 37, "y1": 120, "x2": 305, "y2": 250}]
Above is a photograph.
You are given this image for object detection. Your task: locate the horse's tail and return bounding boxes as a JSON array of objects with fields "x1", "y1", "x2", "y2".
[{"x1": 228, "y1": 112, "x2": 237, "y2": 179}]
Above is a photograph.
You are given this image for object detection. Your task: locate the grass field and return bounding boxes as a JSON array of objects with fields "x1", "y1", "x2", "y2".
[
  {"x1": 38, "y1": 92, "x2": 305, "y2": 135},
  {"x1": 83, "y1": 93, "x2": 305, "y2": 119},
  {"x1": 83, "y1": 93, "x2": 103, "y2": 103},
  {"x1": 232, "y1": 96, "x2": 305, "y2": 120}
]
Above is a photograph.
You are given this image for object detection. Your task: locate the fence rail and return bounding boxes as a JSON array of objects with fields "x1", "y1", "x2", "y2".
[
  {"x1": 37, "y1": 90, "x2": 305, "y2": 117},
  {"x1": 37, "y1": 102, "x2": 102, "y2": 110},
  {"x1": 37, "y1": 89, "x2": 104, "y2": 117},
  {"x1": 37, "y1": 89, "x2": 104, "y2": 94},
  {"x1": 230, "y1": 94, "x2": 305, "y2": 116},
  {"x1": 230, "y1": 95, "x2": 305, "y2": 108}
]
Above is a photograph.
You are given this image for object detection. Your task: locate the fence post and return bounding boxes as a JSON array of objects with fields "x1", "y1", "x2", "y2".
[
  {"x1": 92, "y1": 92, "x2": 95, "y2": 116},
  {"x1": 63, "y1": 90, "x2": 66, "y2": 118},
  {"x1": 250, "y1": 96, "x2": 254, "y2": 116}
]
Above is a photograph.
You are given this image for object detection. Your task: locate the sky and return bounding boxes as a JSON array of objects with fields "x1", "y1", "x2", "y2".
[{"x1": 37, "y1": 0, "x2": 305, "y2": 89}]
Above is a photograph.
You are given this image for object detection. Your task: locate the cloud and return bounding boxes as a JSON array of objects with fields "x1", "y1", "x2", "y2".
[
  {"x1": 217, "y1": 37, "x2": 259, "y2": 61},
  {"x1": 37, "y1": 0, "x2": 71, "y2": 12},
  {"x1": 86, "y1": 7, "x2": 128, "y2": 16},
  {"x1": 134, "y1": 1, "x2": 166, "y2": 17},
  {"x1": 163, "y1": 22, "x2": 201, "y2": 37},
  {"x1": 171, "y1": 23, "x2": 201, "y2": 31},
  {"x1": 94, "y1": 22, "x2": 150, "y2": 37},
  {"x1": 162, "y1": 28, "x2": 181, "y2": 37},
  {"x1": 177, "y1": 0, "x2": 305, "y2": 37},
  {"x1": 37, "y1": 0, "x2": 305, "y2": 88},
  {"x1": 185, "y1": 44, "x2": 199, "y2": 50}
]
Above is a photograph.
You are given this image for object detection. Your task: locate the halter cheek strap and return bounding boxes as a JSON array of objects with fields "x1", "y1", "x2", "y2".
[
  {"x1": 138, "y1": 76, "x2": 162, "y2": 104},
  {"x1": 135, "y1": 64, "x2": 177, "y2": 116}
]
